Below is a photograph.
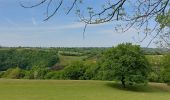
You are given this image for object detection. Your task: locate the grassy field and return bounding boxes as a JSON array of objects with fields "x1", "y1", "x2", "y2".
[
  {"x1": 58, "y1": 54, "x2": 86, "y2": 66},
  {"x1": 145, "y1": 55, "x2": 163, "y2": 62},
  {"x1": 0, "y1": 79, "x2": 170, "y2": 100}
]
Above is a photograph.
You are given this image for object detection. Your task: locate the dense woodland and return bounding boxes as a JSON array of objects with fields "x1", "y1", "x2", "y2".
[{"x1": 0, "y1": 45, "x2": 170, "y2": 86}]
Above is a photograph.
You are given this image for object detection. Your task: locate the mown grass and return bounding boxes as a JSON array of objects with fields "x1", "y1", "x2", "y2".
[{"x1": 0, "y1": 79, "x2": 170, "y2": 100}]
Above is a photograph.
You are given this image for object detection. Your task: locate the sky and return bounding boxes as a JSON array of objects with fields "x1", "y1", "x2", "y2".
[{"x1": 0, "y1": 0, "x2": 157, "y2": 47}]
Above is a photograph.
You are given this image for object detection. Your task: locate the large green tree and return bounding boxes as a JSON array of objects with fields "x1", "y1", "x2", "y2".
[{"x1": 99, "y1": 43, "x2": 150, "y2": 87}]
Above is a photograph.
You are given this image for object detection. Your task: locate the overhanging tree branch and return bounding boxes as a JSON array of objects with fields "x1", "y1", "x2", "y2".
[{"x1": 20, "y1": 0, "x2": 170, "y2": 47}]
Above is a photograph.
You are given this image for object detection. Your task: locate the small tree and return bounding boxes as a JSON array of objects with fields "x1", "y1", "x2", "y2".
[{"x1": 99, "y1": 43, "x2": 150, "y2": 88}]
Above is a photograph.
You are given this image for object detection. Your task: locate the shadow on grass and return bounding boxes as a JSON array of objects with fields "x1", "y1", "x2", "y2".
[{"x1": 105, "y1": 82, "x2": 170, "y2": 93}]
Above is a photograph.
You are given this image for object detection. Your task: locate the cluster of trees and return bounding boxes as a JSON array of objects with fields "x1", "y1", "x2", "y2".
[
  {"x1": 0, "y1": 61, "x2": 96, "y2": 80},
  {"x1": 0, "y1": 66, "x2": 48, "y2": 79},
  {"x1": 1, "y1": 44, "x2": 170, "y2": 87},
  {"x1": 0, "y1": 48, "x2": 59, "y2": 71},
  {"x1": 146, "y1": 54, "x2": 170, "y2": 85}
]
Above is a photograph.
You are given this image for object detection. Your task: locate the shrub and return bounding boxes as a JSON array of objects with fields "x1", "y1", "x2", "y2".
[
  {"x1": 24, "y1": 66, "x2": 49, "y2": 79},
  {"x1": 83, "y1": 63, "x2": 99, "y2": 80},
  {"x1": 148, "y1": 72, "x2": 160, "y2": 82},
  {"x1": 45, "y1": 71, "x2": 63, "y2": 79},
  {"x1": 0, "y1": 71, "x2": 4, "y2": 78},
  {"x1": 161, "y1": 54, "x2": 170, "y2": 84},
  {"x1": 62, "y1": 61, "x2": 87, "y2": 80},
  {"x1": 2, "y1": 67, "x2": 25, "y2": 79}
]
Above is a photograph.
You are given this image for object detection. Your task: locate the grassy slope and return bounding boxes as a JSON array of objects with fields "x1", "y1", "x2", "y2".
[
  {"x1": 58, "y1": 54, "x2": 86, "y2": 66},
  {"x1": 145, "y1": 55, "x2": 163, "y2": 61},
  {"x1": 0, "y1": 79, "x2": 170, "y2": 100},
  {"x1": 58, "y1": 55, "x2": 161, "y2": 67}
]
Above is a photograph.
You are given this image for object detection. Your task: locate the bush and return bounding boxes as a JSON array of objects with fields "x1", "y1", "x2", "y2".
[
  {"x1": 95, "y1": 62, "x2": 116, "y2": 81},
  {"x1": 0, "y1": 71, "x2": 4, "y2": 78},
  {"x1": 83, "y1": 63, "x2": 99, "y2": 80},
  {"x1": 24, "y1": 66, "x2": 49, "y2": 79},
  {"x1": 45, "y1": 71, "x2": 63, "y2": 79},
  {"x1": 2, "y1": 67, "x2": 25, "y2": 79},
  {"x1": 62, "y1": 61, "x2": 87, "y2": 80},
  {"x1": 24, "y1": 70, "x2": 34, "y2": 79},
  {"x1": 44, "y1": 62, "x2": 98, "y2": 80},
  {"x1": 148, "y1": 72, "x2": 160, "y2": 82}
]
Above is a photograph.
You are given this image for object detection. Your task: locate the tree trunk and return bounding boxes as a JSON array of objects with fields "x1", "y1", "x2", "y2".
[{"x1": 121, "y1": 76, "x2": 126, "y2": 88}]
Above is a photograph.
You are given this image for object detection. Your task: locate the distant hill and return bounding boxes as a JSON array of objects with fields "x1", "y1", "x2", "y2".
[{"x1": 142, "y1": 47, "x2": 170, "y2": 55}]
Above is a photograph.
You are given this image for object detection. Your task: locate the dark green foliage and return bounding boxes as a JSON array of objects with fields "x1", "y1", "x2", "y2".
[
  {"x1": 0, "y1": 47, "x2": 165, "y2": 82},
  {"x1": 98, "y1": 43, "x2": 151, "y2": 87},
  {"x1": 44, "y1": 61, "x2": 98, "y2": 80},
  {"x1": 0, "y1": 48, "x2": 59, "y2": 71},
  {"x1": 47, "y1": 55, "x2": 59, "y2": 67}
]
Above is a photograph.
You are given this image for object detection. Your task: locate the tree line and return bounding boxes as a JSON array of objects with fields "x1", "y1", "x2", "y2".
[
  {"x1": 0, "y1": 48, "x2": 59, "y2": 71},
  {"x1": 1, "y1": 44, "x2": 170, "y2": 87}
]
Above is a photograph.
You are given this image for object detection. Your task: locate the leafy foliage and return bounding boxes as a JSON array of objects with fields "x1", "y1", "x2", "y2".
[
  {"x1": 0, "y1": 46, "x2": 167, "y2": 85},
  {"x1": 62, "y1": 61, "x2": 87, "y2": 80},
  {"x1": 156, "y1": 11, "x2": 170, "y2": 29},
  {"x1": 161, "y1": 54, "x2": 170, "y2": 84},
  {"x1": 0, "y1": 48, "x2": 59, "y2": 71},
  {"x1": 146, "y1": 55, "x2": 163, "y2": 82},
  {"x1": 2, "y1": 67, "x2": 25, "y2": 79},
  {"x1": 98, "y1": 43, "x2": 151, "y2": 87}
]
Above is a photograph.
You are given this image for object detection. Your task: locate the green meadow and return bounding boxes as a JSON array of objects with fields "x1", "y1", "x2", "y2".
[{"x1": 0, "y1": 79, "x2": 170, "y2": 100}]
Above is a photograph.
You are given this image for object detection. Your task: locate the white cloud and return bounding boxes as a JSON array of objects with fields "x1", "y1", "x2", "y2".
[
  {"x1": 0, "y1": 22, "x2": 114, "y2": 34},
  {"x1": 54, "y1": 22, "x2": 113, "y2": 29}
]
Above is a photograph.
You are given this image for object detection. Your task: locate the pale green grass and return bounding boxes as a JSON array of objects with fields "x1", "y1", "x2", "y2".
[
  {"x1": 145, "y1": 55, "x2": 163, "y2": 63},
  {"x1": 58, "y1": 55, "x2": 85, "y2": 66},
  {"x1": 0, "y1": 79, "x2": 170, "y2": 100}
]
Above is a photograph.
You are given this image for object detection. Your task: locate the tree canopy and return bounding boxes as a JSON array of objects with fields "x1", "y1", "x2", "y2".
[
  {"x1": 0, "y1": 48, "x2": 59, "y2": 71},
  {"x1": 98, "y1": 43, "x2": 150, "y2": 87}
]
